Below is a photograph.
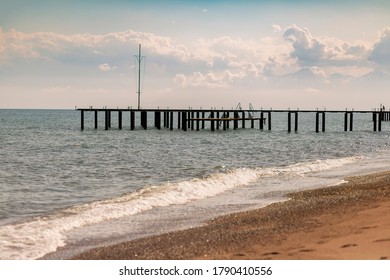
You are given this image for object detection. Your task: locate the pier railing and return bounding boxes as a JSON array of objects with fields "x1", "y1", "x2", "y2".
[{"x1": 77, "y1": 108, "x2": 390, "y2": 132}]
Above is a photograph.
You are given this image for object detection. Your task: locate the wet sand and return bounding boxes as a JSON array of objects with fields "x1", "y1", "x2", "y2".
[{"x1": 73, "y1": 171, "x2": 390, "y2": 260}]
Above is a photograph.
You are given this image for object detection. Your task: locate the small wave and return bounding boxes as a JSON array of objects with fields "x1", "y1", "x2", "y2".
[
  {"x1": 0, "y1": 156, "x2": 360, "y2": 259},
  {"x1": 258, "y1": 156, "x2": 362, "y2": 176}
]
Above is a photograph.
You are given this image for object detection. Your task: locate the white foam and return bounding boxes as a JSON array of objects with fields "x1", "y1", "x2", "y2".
[{"x1": 0, "y1": 156, "x2": 360, "y2": 259}]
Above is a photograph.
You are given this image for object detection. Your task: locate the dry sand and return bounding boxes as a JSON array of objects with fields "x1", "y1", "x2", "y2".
[{"x1": 73, "y1": 171, "x2": 390, "y2": 260}]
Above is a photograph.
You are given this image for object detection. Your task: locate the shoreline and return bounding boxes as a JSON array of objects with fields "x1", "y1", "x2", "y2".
[{"x1": 73, "y1": 170, "x2": 390, "y2": 260}]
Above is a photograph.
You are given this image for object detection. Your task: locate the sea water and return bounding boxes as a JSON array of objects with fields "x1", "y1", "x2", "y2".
[{"x1": 0, "y1": 109, "x2": 389, "y2": 259}]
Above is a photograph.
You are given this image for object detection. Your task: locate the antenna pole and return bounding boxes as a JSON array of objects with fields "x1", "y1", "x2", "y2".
[{"x1": 137, "y1": 44, "x2": 141, "y2": 110}]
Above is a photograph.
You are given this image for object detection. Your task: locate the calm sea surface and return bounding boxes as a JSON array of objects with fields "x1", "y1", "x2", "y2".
[{"x1": 0, "y1": 109, "x2": 389, "y2": 259}]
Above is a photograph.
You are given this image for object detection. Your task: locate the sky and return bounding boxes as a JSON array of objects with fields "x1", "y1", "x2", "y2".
[{"x1": 1, "y1": 0, "x2": 390, "y2": 109}]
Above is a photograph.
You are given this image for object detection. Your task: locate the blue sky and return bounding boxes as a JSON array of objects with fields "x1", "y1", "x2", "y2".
[{"x1": 1, "y1": 0, "x2": 389, "y2": 109}]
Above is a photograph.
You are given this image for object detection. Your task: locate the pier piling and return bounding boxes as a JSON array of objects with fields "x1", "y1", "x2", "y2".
[
  {"x1": 234, "y1": 112, "x2": 239, "y2": 130},
  {"x1": 268, "y1": 112, "x2": 272, "y2": 130},
  {"x1": 210, "y1": 111, "x2": 215, "y2": 131},
  {"x1": 130, "y1": 111, "x2": 135, "y2": 130},
  {"x1": 350, "y1": 112, "x2": 353, "y2": 131},
  {"x1": 170, "y1": 111, "x2": 173, "y2": 131},
  {"x1": 94, "y1": 110, "x2": 98, "y2": 129},
  {"x1": 155, "y1": 111, "x2": 161, "y2": 129},
  {"x1": 260, "y1": 112, "x2": 264, "y2": 130},
  {"x1": 196, "y1": 111, "x2": 200, "y2": 131},
  {"x1": 177, "y1": 111, "x2": 181, "y2": 129},
  {"x1": 182, "y1": 111, "x2": 187, "y2": 131},
  {"x1": 322, "y1": 112, "x2": 325, "y2": 132},
  {"x1": 80, "y1": 110, "x2": 84, "y2": 130},
  {"x1": 216, "y1": 111, "x2": 220, "y2": 130},
  {"x1": 118, "y1": 111, "x2": 122, "y2": 130},
  {"x1": 105, "y1": 111, "x2": 109, "y2": 130},
  {"x1": 141, "y1": 111, "x2": 147, "y2": 129}
]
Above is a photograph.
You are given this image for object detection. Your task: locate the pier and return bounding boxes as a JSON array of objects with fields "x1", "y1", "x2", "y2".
[{"x1": 78, "y1": 108, "x2": 389, "y2": 132}]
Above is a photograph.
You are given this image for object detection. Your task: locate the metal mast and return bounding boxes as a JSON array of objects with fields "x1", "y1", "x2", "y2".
[{"x1": 135, "y1": 44, "x2": 145, "y2": 109}]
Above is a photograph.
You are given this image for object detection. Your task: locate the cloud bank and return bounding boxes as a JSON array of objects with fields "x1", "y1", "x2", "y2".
[{"x1": 1, "y1": 24, "x2": 389, "y2": 91}]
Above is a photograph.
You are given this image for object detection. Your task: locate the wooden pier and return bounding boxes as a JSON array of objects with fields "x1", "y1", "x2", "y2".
[{"x1": 78, "y1": 108, "x2": 390, "y2": 132}]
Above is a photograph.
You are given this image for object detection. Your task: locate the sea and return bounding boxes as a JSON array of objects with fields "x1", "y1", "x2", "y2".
[{"x1": 0, "y1": 109, "x2": 389, "y2": 260}]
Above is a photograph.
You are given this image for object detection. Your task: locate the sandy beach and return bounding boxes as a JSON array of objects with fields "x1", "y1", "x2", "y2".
[{"x1": 73, "y1": 171, "x2": 390, "y2": 260}]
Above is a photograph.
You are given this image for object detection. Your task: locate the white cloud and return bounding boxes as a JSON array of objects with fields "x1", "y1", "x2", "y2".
[
  {"x1": 281, "y1": 24, "x2": 379, "y2": 83},
  {"x1": 283, "y1": 25, "x2": 330, "y2": 66},
  {"x1": 191, "y1": 35, "x2": 290, "y2": 74},
  {"x1": 283, "y1": 25, "x2": 371, "y2": 67},
  {"x1": 0, "y1": 27, "x2": 5, "y2": 54},
  {"x1": 163, "y1": 34, "x2": 292, "y2": 88},
  {"x1": 0, "y1": 28, "x2": 192, "y2": 64},
  {"x1": 174, "y1": 70, "x2": 242, "y2": 89},
  {"x1": 194, "y1": 36, "x2": 263, "y2": 66},
  {"x1": 272, "y1": 24, "x2": 282, "y2": 32},
  {"x1": 310, "y1": 66, "x2": 328, "y2": 78},
  {"x1": 155, "y1": 87, "x2": 173, "y2": 94},
  {"x1": 303, "y1": 87, "x2": 320, "y2": 93},
  {"x1": 98, "y1": 63, "x2": 111, "y2": 72},
  {"x1": 1, "y1": 29, "x2": 97, "y2": 62},
  {"x1": 42, "y1": 85, "x2": 72, "y2": 94},
  {"x1": 369, "y1": 27, "x2": 390, "y2": 66}
]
